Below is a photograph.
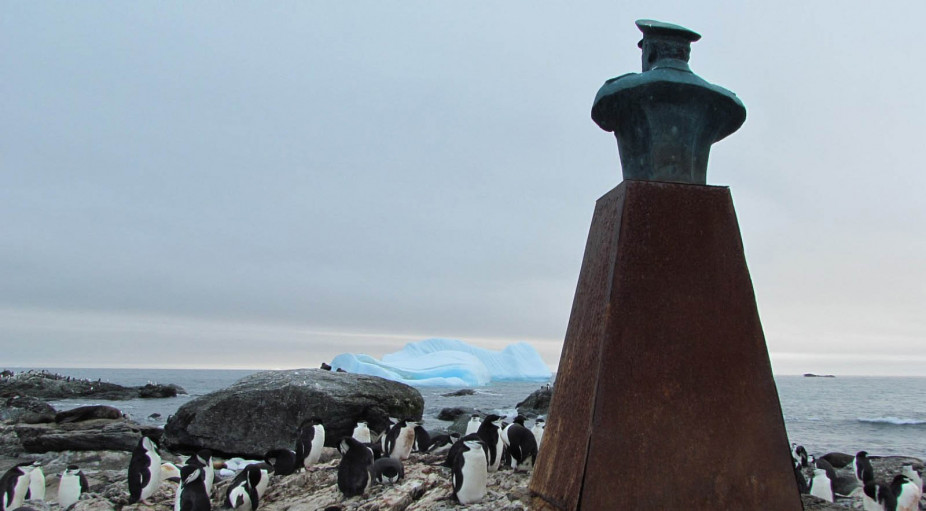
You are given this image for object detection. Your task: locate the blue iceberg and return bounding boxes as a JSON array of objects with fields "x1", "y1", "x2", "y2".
[{"x1": 329, "y1": 338, "x2": 552, "y2": 387}]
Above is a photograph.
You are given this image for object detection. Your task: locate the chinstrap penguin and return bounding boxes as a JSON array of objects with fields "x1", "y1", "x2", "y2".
[
  {"x1": 224, "y1": 464, "x2": 262, "y2": 511},
  {"x1": 503, "y1": 421, "x2": 538, "y2": 471},
  {"x1": 351, "y1": 421, "x2": 371, "y2": 444},
  {"x1": 452, "y1": 439, "x2": 488, "y2": 505},
  {"x1": 186, "y1": 449, "x2": 215, "y2": 497},
  {"x1": 25, "y1": 463, "x2": 44, "y2": 501},
  {"x1": 128, "y1": 436, "x2": 162, "y2": 504},
  {"x1": 531, "y1": 419, "x2": 545, "y2": 449},
  {"x1": 57, "y1": 465, "x2": 89, "y2": 509},
  {"x1": 174, "y1": 465, "x2": 210, "y2": 511},
  {"x1": 476, "y1": 414, "x2": 504, "y2": 472},
  {"x1": 1, "y1": 464, "x2": 32, "y2": 511},
  {"x1": 853, "y1": 451, "x2": 875, "y2": 485},
  {"x1": 426, "y1": 432, "x2": 460, "y2": 455},
  {"x1": 337, "y1": 437, "x2": 374, "y2": 498},
  {"x1": 412, "y1": 425, "x2": 430, "y2": 453},
  {"x1": 384, "y1": 420, "x2": 417, "y2": 460},
  {"x1": 862, "y1": 480, "x2": 897, "y2": 511},
  {"x1": 891, "y1": 474, "x2": 920, "y2": 511},
  {"x1": 464, "y1": 415, "x2": 482, "y2": 436},
  {"x1": 295, "y1": 417, "x2": 326, "y2": 470}
]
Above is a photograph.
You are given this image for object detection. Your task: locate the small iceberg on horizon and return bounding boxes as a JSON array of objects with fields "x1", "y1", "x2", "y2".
[{"x1": 329, "y1": 338, "x2": 552, "y2": 387}]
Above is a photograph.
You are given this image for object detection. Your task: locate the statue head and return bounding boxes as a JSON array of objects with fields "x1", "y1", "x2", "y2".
[{"x1": 636, "y1": 19, "x2": 700, "y2": 72}]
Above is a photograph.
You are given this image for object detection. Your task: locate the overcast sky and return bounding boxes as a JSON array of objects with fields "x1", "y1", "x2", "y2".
[{"x1": 2, "y1": 2, "x2": 924, "y2": 375}]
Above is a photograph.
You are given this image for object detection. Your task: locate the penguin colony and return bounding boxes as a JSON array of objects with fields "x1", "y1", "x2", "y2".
[
  {"x1": 790, "y1": 443, "x2": 924, "y2": 510},
  {"x1": 0, "y1": 408, "x2": 545, "y2": 511}
]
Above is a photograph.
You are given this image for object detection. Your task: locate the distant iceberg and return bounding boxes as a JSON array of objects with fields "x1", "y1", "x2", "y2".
[{"x1": 329, "y1": 338, "x2": 552, "y2": 387}]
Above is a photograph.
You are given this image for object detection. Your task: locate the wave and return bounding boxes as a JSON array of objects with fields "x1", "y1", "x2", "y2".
[{"x1": 857, "y1": 417, "x2": 926, "y2": 426}]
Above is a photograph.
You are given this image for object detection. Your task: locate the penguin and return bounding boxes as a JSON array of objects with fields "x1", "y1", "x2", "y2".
[
  {"x1": 224, "y1": 464, "x2": 261, "y2": 511},
  {"x1": 174, "y1": 465, "x2": 210, "y2": 511},
  {"x1": 337, "y1": 437, "x2": 373, "y2": 498},
  {"x1": 500, "y1": 415, "x2": 526, "y2": 448},
  {"x1": 370, "y1": 457, "x2": 404, "y2": 484},
  {"x1": 412, "y1": 425, "x2": 431, "y2": 453},
  {"x1": 891, "y1": 474, "x2": 920, "y2": 511},
  {"x1": 57, "y1": 465, "x2": 89, "y2": 509},
  {"x1": 384, "y1": 420, "x2": 417, "y2": 460},
  {"x1": 452, "y1": 439, "x2": 488, "y2": 505},
  {"x1": 531, "y1": 419, "x2": 545, "y2": 450},
  {"x1": 264, "y1": 448, "x2": 298, "y2": 476},
  {"x1": 862, "y1": 480, "x2": 897, "y2": 511},
  {"x1": 504, "y1": 422, "x2": 538, "y2": 471},
  {"x1": 352, "y1": 421, "x2": 371, "y2": 444},
  {"x1": 442, "y1": 433, "x2": 483, "y2": 468},
  {"x1": 426, "y1": 432, "x2": 460, "y2": 455},
  {"x1": 464, "y1": 415, "x2": 482, "y2": 436},
  {"x1": 185, "y1": 449, "x2": 214, "y2": 497},
  {"x1": 900, "y1": 465, "x2": 922, "y2": 496},
  {"x1": 161, "y1": 462, "x2": 182, "y2": 484},
  {"x1": 792, "y1": 460, "x2": 809, "y2": 495},
  {"x1": 808, "y1": 467, "x2": 834, "y2": 502},
  {"x1": 853, "y1": 451, "x2": 875, "y2": 485},
  {"x1": 26, "y1": 463, "x2": 45, "y2": 501},
  {"x1": 475, "y1": 414, "x2": 504, "y2": 472},
  {"x1": 229, "y1": 463, "x2": 272, "y2": 500},
  {"x1": 128, "y1": 436, "x2": 162, "y2": 504},
  {"x1": 1, "y1": 464, "x2": 32, "y2": 511},
  {"x1": 294, "y1": 417, "x2": 326, "y2": 470},
  {"x1": 790, "y1": 443, "x2": 809, "y2": 468}
]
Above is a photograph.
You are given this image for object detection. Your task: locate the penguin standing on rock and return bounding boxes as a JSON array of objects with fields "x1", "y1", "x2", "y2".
[
  {"x1": 57, "y1": 465, "x2": 89, "y2": 509},
  {"x1": 224, "y1": 464, "x2": 262, "y2": 511},
  {"x1": 337, "y1": 437, "x2": 373, "y2": 498},
  {"x1": 862, "y1": 480, "x2": 897, "y2": 511},
  {"x1": 384, "y1": 420, "x2": 417, "y2": 460},
  {"x1": 891, "y1": 474, "x2": 920, "y2": 511},
  {"x1": 295, "y1": 418, "x2": 326, "y2": 470},
  {"x1": 452, "y1": 439, "x2": 488, "y2": 505},
  {"x1": 504, "y1": 422, "x2": 538, "y2": 471},
  {"x1": 853, "y1": 451, "x2": 875, "y2": 486},
  {"x1": 128, "y1": 436, "x2": 162, "y2": 504},
  {"x1": 174, "y1": 465, "x2": 210, "y2": 511},
  {"x1": 412, "y1": 425, "x2": 430, "y2": 453},
  {"x1": 531, "y1": 419, "x2": 545, "y2": 449},
  {"x1": 1, "y1": 464, "x2": 32, "y2": 511},
  {"x1": 187, "y1": 450, "x2": 215, "y2": 497},
  {"x1": 475, "y1": 414, "x2": 504, "y2": 472}
]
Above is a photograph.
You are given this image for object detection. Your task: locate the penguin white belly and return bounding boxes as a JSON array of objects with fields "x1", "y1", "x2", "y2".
[
  {"x1": 202, "y1": 464, "x2": 214, "y2": 497},
  {"x1": 532, "y1": 426, "x2": 544, "y2": 449},
  {"x1": 141, "y1": 451, "x2": 163, "y2": 502},
  {"x1": 307, "y1": 425, "x2": 326, "y2": 466},
  {"x1": 465, "y1": 420, "x2": 481, "y2": 436},
  {"x1": 455, "y1": 449, "x2": 488, "y2": 505},
  {"x1": 227, "y1": 485, "x2": 253, "y2": 511},
  {"x1": 391, "y1": 427, "x2": 415, "y2": 460},
  {"x1": 28, "y1": 467, "x2": 46, "y2": 500},
  {"x1": 487, "y1": 436, "x2": 504, "y2": 472},
  {"x1": 7, "y1": 471, "x2": 31, "y2": 511},
  {"x1": 352, "y1": 424, "x2": 371, "y2": 444},
  {"x1": 808, "y1": 471, "x2": 833, "y2": 503},
  {"x1": 501, "y1": 425, "x2": 511, "y2": 447},
  {"x1": 57, "y1": 475, "x2": 82, "y2": 509},
  {"x1": 896, "y1": 482, "x2": 919, "y2": 511}
]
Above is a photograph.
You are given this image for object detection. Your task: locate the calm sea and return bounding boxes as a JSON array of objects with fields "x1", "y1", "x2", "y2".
[{"x1": 16, "y1": 368, "x2": 926, "y2": 460}]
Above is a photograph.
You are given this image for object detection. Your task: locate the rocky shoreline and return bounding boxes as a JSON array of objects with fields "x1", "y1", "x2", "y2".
[
  {"x1": 2, "y1": 370, "x2": 924, "y2": 511},
  {"x1": 0, "y1": 370, "x2": 185, "y2": 401}
]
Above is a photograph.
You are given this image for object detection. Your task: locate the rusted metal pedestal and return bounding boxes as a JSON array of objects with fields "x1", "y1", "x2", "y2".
[{"x1": 530, "y1": 180, "x2": 801, "y2": 510}]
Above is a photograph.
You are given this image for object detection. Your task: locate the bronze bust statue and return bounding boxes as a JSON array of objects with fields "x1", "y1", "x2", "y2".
[{"x1": 592, "y1": 19, "x2": 746, "y2": 184}]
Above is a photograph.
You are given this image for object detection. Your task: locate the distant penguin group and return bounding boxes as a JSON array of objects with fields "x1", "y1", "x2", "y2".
[{"x1": 790, "y1": 444, "x2": 924, "y2": 510}]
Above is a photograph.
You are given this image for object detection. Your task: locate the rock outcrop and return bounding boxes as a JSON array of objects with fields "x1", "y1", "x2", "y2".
[
  {"x1": 0, "y1": 370, "x2": 186, "y2": 400},
  {"x1": 163, "y1": 369, "x2": 424, "y2": 457},
  {"x1": 11, "y1": 417, "x2": 162, "y2": 453},
  {"x1": 515, "y1": 385, "x2": 552, "y2": 416},
  {"x1": 1, "y1": 396, "x2": 56, "y2": 423}
]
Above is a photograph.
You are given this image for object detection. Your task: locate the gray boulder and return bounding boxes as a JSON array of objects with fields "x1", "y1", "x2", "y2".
[
  {"x1": 515, "y1": 385, "x2": 553, "y2": 416},
  {"x1": 162, "y1": 368, "x2": 423, "y2": 458},
  {"x1": 1, "y1": 396, "x2": 56, "y2": 423},
  {"x1": 13, "y1": 418, "x2": 162, "y2": 452}
]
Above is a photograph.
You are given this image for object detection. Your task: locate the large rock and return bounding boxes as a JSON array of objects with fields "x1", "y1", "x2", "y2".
[
  {"x1": 0, "y1": 396, "x2": 56, "y2": 423},
  {"x1": 162, "y1": 369, "x2": 423, "y2": 458},
  {"x1": 515, "y1": 385, "x2": 553, "y2": 416},
  {"x1": 12, "y1": 418, "x2": 162, "y2": 452}
]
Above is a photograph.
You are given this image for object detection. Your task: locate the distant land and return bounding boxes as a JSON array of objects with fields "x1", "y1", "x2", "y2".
[{"x1": 803, "y1": 373, "x2": 836, "y2": 378}]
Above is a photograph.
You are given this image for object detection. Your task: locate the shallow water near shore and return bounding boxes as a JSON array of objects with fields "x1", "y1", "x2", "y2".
[{"x1": 14, "y1": 368, "x2": 926, "y2": 459}]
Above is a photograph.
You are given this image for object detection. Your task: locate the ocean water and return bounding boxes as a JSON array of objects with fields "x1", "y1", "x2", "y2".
[{"x1": 17, "y1": 368, "x2": 926, "y2": 460}]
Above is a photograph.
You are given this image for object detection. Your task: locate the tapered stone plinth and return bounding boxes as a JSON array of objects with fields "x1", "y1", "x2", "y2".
[{"x1": 530, "y1": 180, "x2": 801, "y2": 510}]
